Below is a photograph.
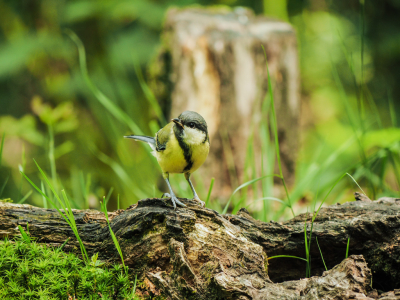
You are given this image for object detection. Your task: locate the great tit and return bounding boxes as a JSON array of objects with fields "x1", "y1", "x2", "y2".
[{"x1": 124, "y1": 111, "x2": 209, "y2": 209}]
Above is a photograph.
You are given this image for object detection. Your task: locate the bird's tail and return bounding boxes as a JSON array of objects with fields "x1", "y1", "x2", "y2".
[{"x1": 124, "y1": 135, "x2": 156, "y2": 151}]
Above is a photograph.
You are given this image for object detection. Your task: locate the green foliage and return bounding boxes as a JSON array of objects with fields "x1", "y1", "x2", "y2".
[
  {"x1": 222, "y1": 175, "x2": 279, "y2": 214},
  {"x1": 0, "y1": 133, "x2": 4, "y2": 168},
  {"x1": 21, "y1": 160, "x2": 89, "y2": 263},
  {"x1": 205, "y1": 178, "x2": 215, "y2": 207},
  {"x1": 315, "y1": 237, "x2": 328, "y2": 271},
  {"x1": 267, "y1": 255, "x2": 307, "y2": 262},
  {"x1": 346, "y1": 237, "x2": 351, "y2": 259},
  {"x1": 0, "y1": 237, "x2": 136, "y2": 299},
  {"x1": 263, "y1": 46, "x2": 294, "y2": 217},
  {"x1": 17, "y1": 225, "x2": 31, "y2": 244},
  {"x1": 0, "y1": 0, "x2": 399, "y2": 223},
  {"x1": 100, "y1": 197, "x2": 127, "y2": 273}
]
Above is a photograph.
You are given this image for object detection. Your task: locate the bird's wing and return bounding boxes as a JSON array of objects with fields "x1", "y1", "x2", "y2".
[
  {"x1": 124, "y1": 135, "x2": 156, "y2": 151},
  {"x1": 155, "y1": 122, "x2": 173, "y2": 151}
]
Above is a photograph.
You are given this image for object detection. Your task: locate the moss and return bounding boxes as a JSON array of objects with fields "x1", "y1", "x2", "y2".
[
  {"x1": 199, "y1": 261, "x2": 218, "y2": 285},
  {"x1": 264, "y1": 251, "x2": 269, "y2": 275},
  {"x1": 0, "y1": 237, "x2": 140, "y2": 299}
]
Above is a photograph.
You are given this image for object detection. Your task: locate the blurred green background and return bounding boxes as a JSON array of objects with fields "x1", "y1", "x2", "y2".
[{"x1": 0, "y1": 0, "x2": 399, "y2": 221}]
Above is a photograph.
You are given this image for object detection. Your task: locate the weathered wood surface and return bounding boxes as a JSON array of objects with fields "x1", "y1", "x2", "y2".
[
  {"x1": 151, "y1": 7, "x2": 300, "y2": 198},
  {"x1": 1, "y1": 195, "x2": 400, "y2": 299}
]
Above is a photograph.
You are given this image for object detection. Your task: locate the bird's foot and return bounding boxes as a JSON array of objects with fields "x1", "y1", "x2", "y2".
[
  {"x1": 193, "y1": 195, "x2": 205, "y2": 207},
  {"x1": 161, "y1": 193, "x2": 186, "y2": 209}
]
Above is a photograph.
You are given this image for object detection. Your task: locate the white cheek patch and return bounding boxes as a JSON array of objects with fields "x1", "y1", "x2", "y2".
[{"x1": 183, "y1": 127, "x2": 206, "y2": 145}]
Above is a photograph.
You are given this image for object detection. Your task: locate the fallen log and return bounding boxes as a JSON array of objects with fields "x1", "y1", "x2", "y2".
[{"x1": 1, "y1": 194, "x2": 399, "y2": 299}]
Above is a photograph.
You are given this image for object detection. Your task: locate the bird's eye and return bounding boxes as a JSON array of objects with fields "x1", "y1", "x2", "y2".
[{"x1": 189, "y1": 122, "x2": 195, "y2": 128}]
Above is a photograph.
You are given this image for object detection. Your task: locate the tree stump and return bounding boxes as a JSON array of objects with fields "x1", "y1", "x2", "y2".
[
  {"x1": 150, "y1": 7, "x2": 300, "y2": 199},
  {"x1": 1, "y1": 194, "x2": 400, "y2": 299}
]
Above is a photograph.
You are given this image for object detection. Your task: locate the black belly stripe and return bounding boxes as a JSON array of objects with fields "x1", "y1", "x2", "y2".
[{"x1": 174, "y1": 126, "x2": 193, "y2": 172}]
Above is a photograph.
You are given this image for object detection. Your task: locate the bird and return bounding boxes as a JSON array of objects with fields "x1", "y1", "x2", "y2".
[{"x1": 124, "y1": 111, "x2": 210, "y2": 209}]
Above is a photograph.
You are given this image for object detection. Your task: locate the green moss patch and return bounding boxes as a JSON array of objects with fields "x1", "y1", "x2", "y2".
[{"x1": 0, "y1": 237, "x2": 138, "y2": 299}]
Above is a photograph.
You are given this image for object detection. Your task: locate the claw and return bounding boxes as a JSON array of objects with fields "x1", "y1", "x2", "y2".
[
  {"x1": 161, "y1": 193, "x2": 185, "y2": 209},
  {"x1": 193, "y1": 195, "x2": 205, "y2": 207},
  {"x1": 172, "y1": 196, "x2": 186, "y2": 208}
]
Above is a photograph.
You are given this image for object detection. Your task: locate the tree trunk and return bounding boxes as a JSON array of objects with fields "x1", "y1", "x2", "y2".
[
  {"x1": 150, "y1": 7, "x2": 300, "y2": 199},
  {"x1": 1, "y1": 195, "x2": 399, "y2": 299}
]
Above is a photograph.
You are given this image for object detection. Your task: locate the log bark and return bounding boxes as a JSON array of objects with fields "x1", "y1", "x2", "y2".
[
  {"x1": 150, "y1": 7, "x2": 300, "y2": 199},
  {"x1": 1, "y1": 195, "x2": 400, "y2": 299}
]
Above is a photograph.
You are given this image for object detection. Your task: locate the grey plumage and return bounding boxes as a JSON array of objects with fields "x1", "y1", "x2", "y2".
[{"x1": 124, "y1": 135, "x2": 156, "y2": 151}]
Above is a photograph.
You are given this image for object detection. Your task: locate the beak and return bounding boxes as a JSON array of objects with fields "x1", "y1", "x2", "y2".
[{"x1": 172, "y1": 118, "x2": 184, "y2": 128}]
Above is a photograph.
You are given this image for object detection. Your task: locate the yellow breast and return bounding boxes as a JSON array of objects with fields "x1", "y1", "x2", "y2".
[
  {"x1": 153, "y1": 127, "x2": 210, "y2": 174},
  {"x1": 154, "y1": 134, "x2": 187, "y2": 174},
  {"x1": 187, "y1": 141, "x2": 209, "y2": 173}
]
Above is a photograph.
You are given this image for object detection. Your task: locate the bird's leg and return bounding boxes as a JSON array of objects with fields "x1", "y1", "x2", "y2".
[
  {"x1": 162, "y1": 173, "x2": 186, "y2": 209},
  {"x1": 184, "y1": 173, "x2": 205, "y2": 207}
]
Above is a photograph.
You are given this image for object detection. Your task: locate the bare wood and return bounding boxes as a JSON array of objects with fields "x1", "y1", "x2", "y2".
[{"x1": 1, "y1": 195, "x2": 399, "y2": 299}]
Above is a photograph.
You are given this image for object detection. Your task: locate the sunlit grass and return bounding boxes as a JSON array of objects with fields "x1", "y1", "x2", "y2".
[
  {"x1": 100, "y1": 196, "x2": 127, "y2": 274},
  {"x1": 346, "y1": 237, "x2": 351, "y2": 259},
  {"x1": 205, "y1": 177, "x2": 215, "y2": 207},
  {"x1": 22, "y1": 159, "x2": 89, "y2": 263},
  {"x1": 19, "y1": 159, "x2": 138, "y2": 296},
  {"x1": 0, "y1": 12, "x2": 397, "y2": 287},
  {"x1": 0, "y1": 133, "x2": 4, "y2": 167},
  {"x1": 315, "y1": 237, "x2": 328, "y2": 271},
  {"x1": 0, "y1": 1, "x2": 397, "y2": 234},
  {"x1": 0, "y1": 133, "x2": 8, "y2": 199},
  {"x1": 262, "y1": 46, "x2": 295, "y2": 217}
]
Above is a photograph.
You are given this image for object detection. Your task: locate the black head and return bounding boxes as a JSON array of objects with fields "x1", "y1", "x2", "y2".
[{"x1": 172, "y1": 111, "x2": 208, "y2": 134}]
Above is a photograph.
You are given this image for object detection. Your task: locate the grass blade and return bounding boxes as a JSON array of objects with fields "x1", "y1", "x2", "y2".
[
  {"x1": 21, "y1": 171, "x2": 60, "y2": 214},
  {"x1": 131, "y1": 274, "x2": 137, "y2": 299},
  {"x1": 65, "y1": 29, "x2": 144, "y2": 135},
  {"x1": 388, "y1": 90, "x2": 397, "y2": 127},
  {"x1": 22, "y1": 161, "x2": 89, "y2": 263},
  {"x1": 315, "y1": 237, "x2": 328, "y2": 271},
  {"x1": 79, "y1": 171, "x2": 91, "y2": 209},
  {"x1": 134, "y1": 64, "x2": 166, "y2": 125},
  {"x1": 346, "y1": 237, "x2": 350, "y2": 258},
  {"x1": 304, "y1": 217, "x2": 310, "y2": 277},
  {"x1": 33, "y1": 159, "x2": 63, "y2": 205},
  {"x1": 267, "y1": 255, "x2": 307, "y2": 262},
  {"x1": 57, "y1": 237, "x2": 70, "y2": 253},
  {"x1": 262, "y1": 46, "x2": 294, "y2": 217},
  {"x1": 18, "y1": 225, "x2": 31, "y2": 243},
  {"x1": 17, "y1": 190, "x2": 32, "y2": 204},
  {"x1": 221, "y1": 129, "x2": 239, "y2": 192},
  {"x1": 0, "y1": 172, "x2": 10, "y2": 198},
  {"x1": 315, "y1": 173, "x2": 348, "y2": 215},
  {"x1": 94, "y1": 148, "x2": 148, "y2": 199},
  {"x1": 41, "y1": 181, "x2": 48, "y2": 209},
  {"x1": 61, "y1": 189, "x2": 89, "y2": 262},
  {"x1": 48, "y1": 124, "x2": 58, "y2": 193},
  {"x1": 205, "y1": 178, "x2": 215, "y2": 207},
  {"x1": 101, "y1": 197, "x2": 126, "y2": 273},
  {"x1": 22, "y1": 173, "x2": 82, "y2": 258},
  {"x1": 246, "y1": 197, "x2": 288, "y2": 210},
  {"x1": 105, "y1": 187, "x2": 114, "y2": 205},
  {"x1": 346, "y1": 172, "x2": 366, "y2": 195},
  {"x1": 0, "y1": 133, "x2": 4, "y2": 167},
  {"x1": 222, "y1": 174, "x2": 281, "y2": 214}
]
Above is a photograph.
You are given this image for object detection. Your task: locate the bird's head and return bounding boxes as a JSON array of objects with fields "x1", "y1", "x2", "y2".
[{"x1": 172, "y1": 111, "x2": 208, "y2": 145}]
